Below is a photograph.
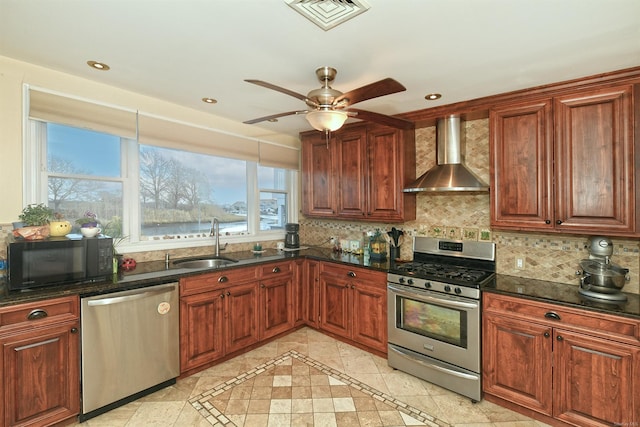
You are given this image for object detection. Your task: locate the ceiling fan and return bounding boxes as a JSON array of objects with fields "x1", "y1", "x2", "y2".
[{"x1": 243, "y1": 67, "x2": 414, "y2": 132}]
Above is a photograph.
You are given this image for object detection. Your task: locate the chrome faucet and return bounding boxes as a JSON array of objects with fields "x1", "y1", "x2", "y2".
[{"x1": 210, "y1": 218, "x2": 227, "y2": 256}]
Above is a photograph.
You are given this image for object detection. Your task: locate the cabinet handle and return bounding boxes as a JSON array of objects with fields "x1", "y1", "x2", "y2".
[
  {"x1": 556, "y1": 220, "x2": 563, "y2": 225},
  {"x1": 556, "y1": 335, "x2": 564, "y2": 342},
  {"x1": 261, "y1": 284, "x2": 265, "y2": 288},
  {"x1": 218, "y1": 276, "x2": 228, "y2": 283},
  {"x1": 272, "y1": 266, "x2": 280, "y2": 273},
  {"x1": 226, "y1": 291, "x2": 231, "y2": 296},
  {"x1": 71, "y1": 327, "x2": 78, "y2": 334},
  {"x1": 544, "y1": 312, "x2": 561, "y2": 321},
  {"x1": 220, "y1": 293, "x2": 225, "y2": 299},
  {"x1": 344, "y1": 284, "x2": 349, "y2": 288},
  {"x1": 351, "y1": 285, "x2": 355, "y2": 289},
  {"x1": 544, "y1": 331, "x2": 550, "y2": 338},
  {"x1": 347, "y1": 271, "x2": 356, "y2": 278},
  {"x1": 545, "y1": 220, "x2": 551, "y2": 224},
  {"x1": 27, "y1": 309, "x2": 48, "y2": 320}
]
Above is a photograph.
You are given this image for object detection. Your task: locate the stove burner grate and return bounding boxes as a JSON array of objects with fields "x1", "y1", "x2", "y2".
[{"x1": 394, "y1": 262, "x2": 491, "y2": 284}]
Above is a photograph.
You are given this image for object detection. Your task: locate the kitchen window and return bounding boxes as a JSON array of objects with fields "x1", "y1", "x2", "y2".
[{"x1": 24, "y1": 87, "x2": 298, "y2": 251}]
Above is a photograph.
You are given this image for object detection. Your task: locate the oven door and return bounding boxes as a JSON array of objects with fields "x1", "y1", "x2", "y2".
[{"x1": 387, "y1": 283, "x2": 480, "y2": 372}]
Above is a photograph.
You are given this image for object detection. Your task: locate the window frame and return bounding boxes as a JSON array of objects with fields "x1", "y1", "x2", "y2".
[{"x1": 24, "y1": 119, "x2": 297, "y2": 254}]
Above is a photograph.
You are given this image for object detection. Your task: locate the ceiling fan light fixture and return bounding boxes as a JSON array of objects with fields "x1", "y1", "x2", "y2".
[{"x1": 306, "y1": 110, "x2": 348, "y2": 132}]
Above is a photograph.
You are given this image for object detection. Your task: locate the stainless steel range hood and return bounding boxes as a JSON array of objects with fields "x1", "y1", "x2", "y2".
[{"x1": 404, "y1": 115, "x2": 489, "y2": 192}]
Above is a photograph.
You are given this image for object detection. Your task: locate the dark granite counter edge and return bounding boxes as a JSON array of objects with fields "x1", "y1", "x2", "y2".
[
  {"x1": 2, "y1": 249, "x2": 638, "y2": 320},
  {"x1": 484, "y1": 274, "x2": 640, "y2": 320},
  {"x1": 0, "y1": 246, "x2": 390, "y2": 307}
]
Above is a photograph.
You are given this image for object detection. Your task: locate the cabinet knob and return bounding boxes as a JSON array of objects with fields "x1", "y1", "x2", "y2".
[
  {"x1": 347, "y1": 271, "x2": 356, "y2": 278},
  {"x1": 556, "y1": 220, "x2": 563, "y2": 225},
  {"x1": 261, "y1": 284, "x2": 266, "y2": 288},
  {"x1": 544, "y1": 311, "x2": 561, "y2": 321},
  {"x1": 27, "y1": 309, "x2": 48, "y2": 320},
  {"x1": 544, "y1": 331, "x2": 550, "y2": 338},
  {"x1": 226, "y1": 291, "x2": 231, "y2": 296},
  {"x1": 545, "y1": 220, "x2": 551, "y2": 224},
  {"x1": 272, "y1": 266, "x2": 280, "y2": 273},
  {"x1": 556, "y1": 335, "x2": 564, "y2": 342},
  {"x1": 220, "y1": 293, "x2": 225, "y2": 299},
  {"x1": 218, "y1": 276, "x2": 228, "y2": 283},
  {"x1": 70, "y1": 327, "x2": 78, "y2": 334},
  {"x1": 351, "y1": 285, "x2": 355, "y2": 289}
]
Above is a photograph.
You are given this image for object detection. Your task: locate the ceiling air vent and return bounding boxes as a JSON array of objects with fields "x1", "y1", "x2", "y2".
[{"x1": 285, "y1": 0, "x2": 370, "y2": 31}]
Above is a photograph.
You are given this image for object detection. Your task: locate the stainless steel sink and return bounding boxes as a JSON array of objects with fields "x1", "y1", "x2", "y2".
[{"x1": 172, "y1": 257, "x2": 238, "y2": 269}]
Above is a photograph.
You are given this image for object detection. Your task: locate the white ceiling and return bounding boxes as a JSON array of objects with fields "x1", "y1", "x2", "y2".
[{"x1": 1, "y1": 0, "x2": 639, "y2": 138}]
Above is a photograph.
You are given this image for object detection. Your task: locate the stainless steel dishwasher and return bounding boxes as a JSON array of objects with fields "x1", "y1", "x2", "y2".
[{"x1": 79, "y1": 282, "x2": 179, "y2": 421}]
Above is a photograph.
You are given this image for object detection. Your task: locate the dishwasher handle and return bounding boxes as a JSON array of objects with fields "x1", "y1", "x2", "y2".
[{"x1": 86, "y1": 284, "x2": 177, "y2": 306}]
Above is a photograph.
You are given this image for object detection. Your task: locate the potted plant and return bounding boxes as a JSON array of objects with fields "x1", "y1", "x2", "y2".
[
  {"x1": 76, "y1": 211, "x2": 101, "y2": 238},
  {"x1": 13, "y1": 203, "x2": 54, "y2": 240},
  {"x1": 49, "y1": 212, "x2": 72, "y2": 237}
]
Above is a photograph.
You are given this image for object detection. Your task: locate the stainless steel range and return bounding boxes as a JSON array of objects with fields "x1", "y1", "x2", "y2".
[{"x1": 387, "y1": 236, "x2": 496, "y2": 402}]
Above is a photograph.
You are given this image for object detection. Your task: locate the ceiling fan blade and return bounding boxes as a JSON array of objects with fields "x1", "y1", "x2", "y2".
[
  {"x1": 348, "y1": 108, "x2": 414, "y2": 130},
  {"x1": 243, "y1": 110, "x2": 306, "y2": 125},
  {"x1": 244, "y1": 79, "x2": 310, "y2": 102},
  {"x1": 334, "y1": 78, "x2": 406, "y2": 107}
]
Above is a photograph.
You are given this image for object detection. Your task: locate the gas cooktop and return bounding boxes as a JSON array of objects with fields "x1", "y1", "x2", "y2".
[{"x1": 392, "y1": 261, "x2": 494, "y2": 286}]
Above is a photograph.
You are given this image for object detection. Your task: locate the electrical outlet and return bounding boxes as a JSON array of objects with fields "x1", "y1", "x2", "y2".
[
  {"x1": 329, "y1": 237, "x2": 337, "y2": 245},
  {"x1": 515, "y1": 258, "x2": 525, "y2": 269}
]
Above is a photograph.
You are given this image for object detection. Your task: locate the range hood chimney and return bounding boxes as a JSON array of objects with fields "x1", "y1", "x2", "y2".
[{"x1": 404, "y1": 115, "x2": 489, "y2": 192}]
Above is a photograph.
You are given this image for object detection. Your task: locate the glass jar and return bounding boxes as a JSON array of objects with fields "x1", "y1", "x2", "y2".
[{"x1": 369, "y1": 230, "x2": 387, "y2": 261}]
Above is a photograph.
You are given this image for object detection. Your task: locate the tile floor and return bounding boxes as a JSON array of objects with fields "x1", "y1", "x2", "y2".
[{"x1": 73, "y1": 327, "x2": 550, "y2": 427}]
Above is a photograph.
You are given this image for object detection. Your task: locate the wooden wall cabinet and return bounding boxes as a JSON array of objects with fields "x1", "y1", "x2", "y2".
[
  {"x1": 483, "y1": 292, "x2": 640, "y2": 426},
  {"x1": 318, "y1": 262, "x2": 387, "y2": 354},
  {"x1": 490, "y1": 84, "x2": 638, "y2": 236},
  {"x1": 0, "y1": 296, "x2": 80, "y2": 427},
  {"x1": 301, "y1": 123, "x2": 416, "y2": 222}
]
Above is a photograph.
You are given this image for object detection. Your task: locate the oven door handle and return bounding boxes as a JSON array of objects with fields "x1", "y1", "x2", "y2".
[
  {"x1": 387, "y1": 284, "x2": 479, "y2": 310},
  {"x1": 389, "y1": 346, "x2": 479, "y2": 380}
]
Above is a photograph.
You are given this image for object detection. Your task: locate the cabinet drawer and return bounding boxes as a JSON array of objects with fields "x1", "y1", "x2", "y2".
[
  {"x1": 320, "y1": 262, "x2": 386, "y2": 284},
  {"x1": 259, "y1": 260, "x2": 293, "y2": 277},
  {"x1": 483, "y1": 293, "x2": 640, "y2": 346},
  {"x1": 180, "y1": 266, "x2": 259, "y2": 296},
  {"x1": 0, "y1": 296, "x2": 79, "y2": 334}
]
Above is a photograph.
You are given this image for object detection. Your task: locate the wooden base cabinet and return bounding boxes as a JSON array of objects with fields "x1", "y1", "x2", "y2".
[
  {"x1": 258, "y1": 261, "x2": 295, "y2": 341},
  {"x1": 0, "y1": 296, "x2": 80, "y2": 427},
  {"x1": 180, "y1": 267, "x2": 260, "y2": 373},
  {"x1": 318, "y1": 263, "x2": 387, "y2": 354},
  {"x1": 483, "y1": 292, "x2": 640, "y2": 426}
]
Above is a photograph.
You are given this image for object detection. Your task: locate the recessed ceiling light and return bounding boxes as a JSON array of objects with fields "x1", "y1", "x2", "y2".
[
  {"x1": 202, "y1": 97, "x2": 217, "y2": 104},
  {"x1": 87, "y1": 60, "x2": 110, "y2": 71},
  {"x1": 425, "y1": 93, "x2": 442, "y2": 101}
]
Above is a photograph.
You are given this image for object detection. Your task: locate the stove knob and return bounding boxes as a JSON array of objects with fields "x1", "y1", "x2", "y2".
[
  {"x1": 444, "y1": 285, "x2": 451, "y2": 292},
  {"x1": 398, "y1": 277, "x2": 405, "y2": 284},
  {"x1": 424, "y1": 282, "x2": 432, "y2": 289},
  {"x1": 454, "y1": 287, "x2": 462, "y2": 294},
  {"x1": 407, "y1": 278, "x2": 414, "y2": 285}
]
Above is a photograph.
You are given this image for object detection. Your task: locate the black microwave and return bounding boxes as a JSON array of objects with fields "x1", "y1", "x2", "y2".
[{"x1": 7, "y1": 236, "x2": 113, "y2": 291}]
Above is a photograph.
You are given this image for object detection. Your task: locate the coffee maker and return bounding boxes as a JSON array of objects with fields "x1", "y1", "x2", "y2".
[{"x1": 284, "y1": 223, "x2": 300, "y2": 249}]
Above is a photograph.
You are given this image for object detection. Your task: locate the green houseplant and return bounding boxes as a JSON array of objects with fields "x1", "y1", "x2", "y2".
[{"x1": 14, "y1": 203, "x2": 54, "y2": 240}]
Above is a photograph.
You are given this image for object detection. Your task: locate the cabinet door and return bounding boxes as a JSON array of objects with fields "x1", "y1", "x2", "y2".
[
  {"x1": 335, "y1": 126, "x2": 367, "y2": 218},
  {"x1": 319, "y1": 273, "x2": 351, "y2": 339},
  {"x1": 301, "y1": 132, "x2": 336, "y2": 217},
  {"x1": 259, "y1": 275, "x2": 294, "y2": 340},
  {"x1": 490, "y1": 100, "x2": 554, "y2": 230},
  {"x1": 482, "y1": 314, "x2": 553, "y2": 415},
  {"x1": 1, "y1": 322, "x2": 80, "y2": 427},
  {"x1": 304, "y1": 260, "x2": 320, "y2": 328},
  {"x1": 554, "y1": 85, "x2": 635, "y2": 234},
  {"x1": 225, "y1": 282, "x2": 259, "y2": 354},
  {"x1": 553, "y1": 328, "x2": 639, "y2": 426},
  {"x1": 180, "y1": 290, "x2": 224, "y2": 372},
  {"x1": 366, "y1": 125, "x2": 406, "y2": 221},
  {"x1": 351, "y1": 281, "x2": 387, "y2": 353}
]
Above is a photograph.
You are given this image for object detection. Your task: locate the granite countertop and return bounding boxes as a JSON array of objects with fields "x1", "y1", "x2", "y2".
[
  {"x1": 2, "y1": 247, "x2": 638, "y2": 320},
  {"x1": 484, "y1": 274, "x2": 640, "y2": 319},
  {"x1": 0, "y1": 246, "x2": 391, "y2": 307}
]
